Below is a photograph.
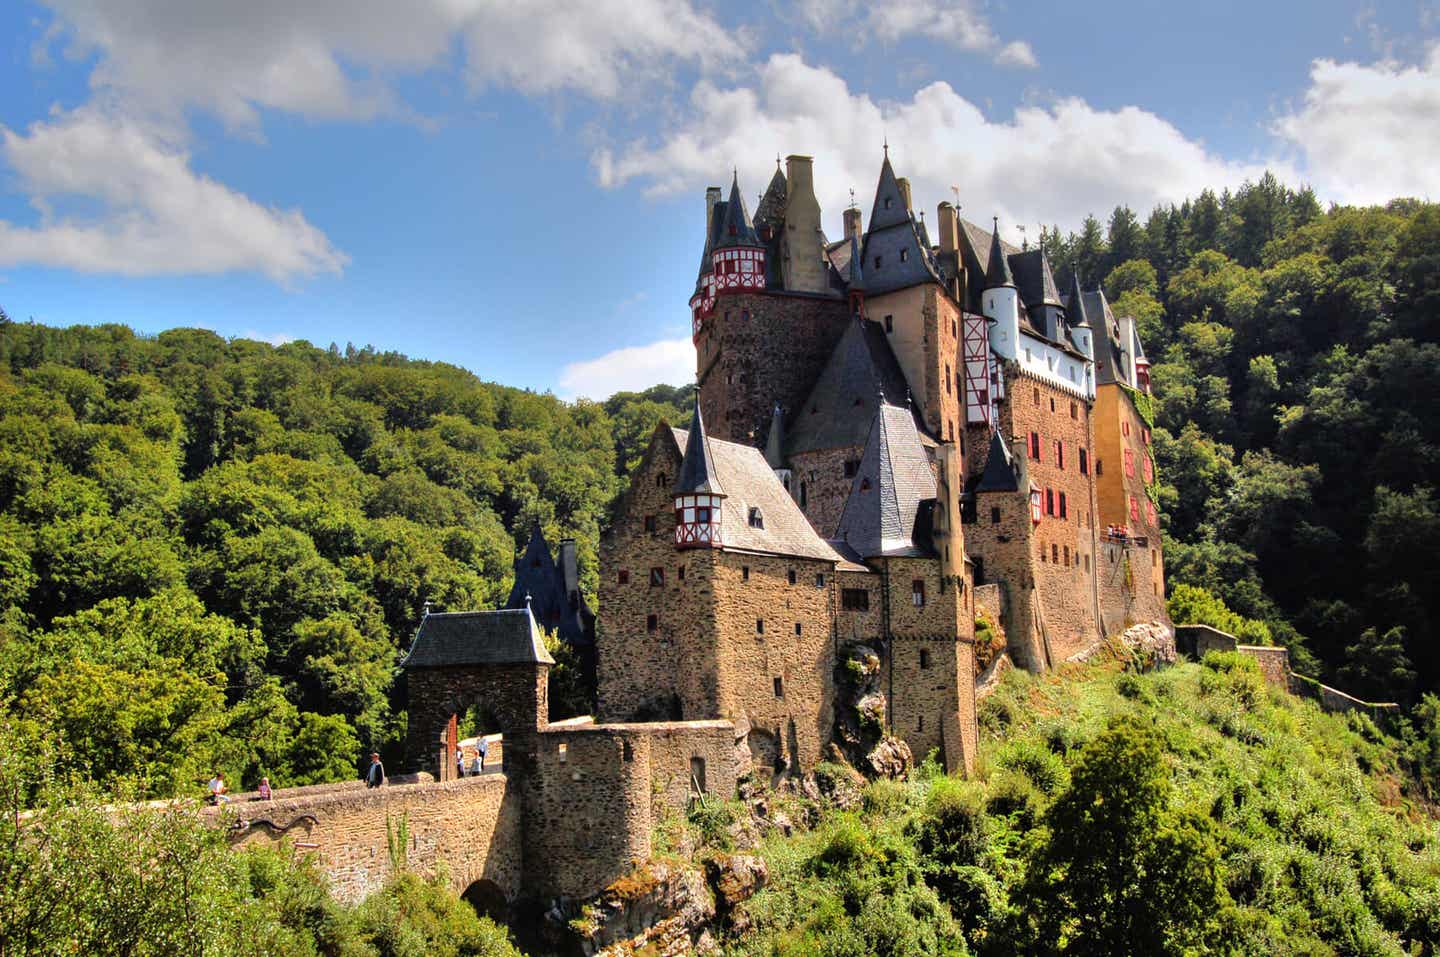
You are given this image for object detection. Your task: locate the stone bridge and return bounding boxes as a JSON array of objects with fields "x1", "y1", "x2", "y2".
[{"x1": 209, "y1": 608, "x2": 745, "y2": 906}]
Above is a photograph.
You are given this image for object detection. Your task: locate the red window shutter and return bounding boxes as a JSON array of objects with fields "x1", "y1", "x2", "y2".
[
  {"x1": 1142, "y1": 455, "x2": 1154, "y2": 483},
  {"x1": 1124, "y1": 448, "x2": 1135, "y2": 478},
  {"x1": 1130, "y1": 496, "x2": 1140, "y2": 521}
]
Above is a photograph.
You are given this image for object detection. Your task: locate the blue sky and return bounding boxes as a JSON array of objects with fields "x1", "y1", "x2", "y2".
[{"x1": 1, "y1": 1, "x2": 1437, "y2": 398}]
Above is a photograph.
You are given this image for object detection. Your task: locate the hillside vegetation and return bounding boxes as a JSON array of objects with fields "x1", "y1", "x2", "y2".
[
  {"x1": 709, "y1": 653, "x2": 1440, "y2": 956},
  {"x1": 0, "y1": 321, "x2": 688, "y2": 796}
]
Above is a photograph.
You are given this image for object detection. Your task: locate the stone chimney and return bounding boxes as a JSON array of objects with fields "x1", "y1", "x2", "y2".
[
  {"x1": 559, "y1": 539, "x2": 580, "y2": 606},
  {"x1": 783, "y1": 155, "x2": 826, "y2": 294},
  {"x1": 897, "y1": 177, "x2": 913, "y2": 212},
  {"x1": 704, "y1": 186, "x2": 722, "y2": 235},
  {"x1": 938, "y1": 202, "x2": 963, "y2": 300},
  {"x1": 843, "y1": 206, "x2": 863, "y2": 240}
]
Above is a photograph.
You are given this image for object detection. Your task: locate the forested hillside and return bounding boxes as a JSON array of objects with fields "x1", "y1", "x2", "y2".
[
  {"x1": 1041, "y1": 179, "x2": 1440, "y2": 704},
  {"x1": 0, "y1": 320, "x2": 689, "y2": 797}
]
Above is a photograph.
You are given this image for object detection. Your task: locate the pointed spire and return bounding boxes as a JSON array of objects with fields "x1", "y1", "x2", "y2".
[
  {"x1": 674, "y1": 401, "x2": 725, "y2": 496},
  {"x1": 985, "y1": 217, "x2": 1015, "y2": 289},
  {"x1": 976, "y1": 430, "x2": 1019, "y2": 492},
  {"x1": 764, "y1": 403, "x2": 786, "y2": 470},
  {"x1": 714, "y1": 171, "x2": 760, "y2": 249},
  {"x1": 755, "y1": 164, "x2": 789, "y2": 230},
  {"x1": 1068, "y1": 270, "x2": 1091, "y2": 328},
  {"x1": 868, "y1": 150, "x2": 909, "y2": 231},
  {"x1": 835, "y1": 403, "x2": 936, "y2": 558}
]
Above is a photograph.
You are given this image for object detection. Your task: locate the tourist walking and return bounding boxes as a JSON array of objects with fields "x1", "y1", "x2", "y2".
[
  {"x1": 207, "y1": 771, "x2": 228, "y2": 805},
  {"x1": 366, "y1": 752, "x2": 385, "y2": 788},
  {"x1": 257, "y1": 776, "x2": 273, "y2": 800},
  {"x1": 478, "y1": 736, "x2": 490, "y2": 772}
]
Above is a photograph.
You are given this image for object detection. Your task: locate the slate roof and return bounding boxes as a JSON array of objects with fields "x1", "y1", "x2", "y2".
[
  {"x1": 674, "y1": 402, "x2": 725, "y2": 496},
  {"x1": 1066, "y1": 271, "x2": 1091, "y2": 329},
  {"x1": 754, "y1": 165, "x2": 788, "y2": 230},
  {"x1": 402, "y1": 608, "x2": 555, "y2": 669},
  {"x1": 859, "y1": 156, "x2": 943, "y2": 296},
  {"x1": 694, "y1": 198, "x2": 725, "y2": 292},
  {"x1": 668, "y1": 427, "x2": 843, "y2": 562},
  {"x1": 834, "y1": 402, "x2": 938, "y2": 559},
  {"x1": 764, "y1": 403, "x2": 786, "y2": 470},
  {"x1": 504, "y1": 527, "x2": 596, "y2": 648},
  {"x1": 985, "y1": 220, "x2": 1016, "y2": 289},
  {"x1": 1008, "y1": 248, "x2": 1062, "y2": 309},
  {"x1": 713, "y1": 174, "x2": 761, "y2": 250},
  {"x1": 787, "y1": 317, "x2": 930, "y2": 457},
  {"x1": 973, "y1": 430, "x2": 1019, "y2": 493},
  {"x1": 1082, "y1": 289, "x2": 1129, "y2": 386}
]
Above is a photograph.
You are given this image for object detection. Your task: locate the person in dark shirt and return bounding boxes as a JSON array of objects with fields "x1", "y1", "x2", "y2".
[{"x1": 365, "y1": 752, "x2": 385, "y2": 788}]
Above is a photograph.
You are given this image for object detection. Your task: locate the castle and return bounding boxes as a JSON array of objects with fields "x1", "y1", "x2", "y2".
[
  {"x1": 374, "y1": 149, "x2": 1170, "y2": 905},
  {"x1": 596, "y1": 150, "x2": 1168, "y2": 776}
]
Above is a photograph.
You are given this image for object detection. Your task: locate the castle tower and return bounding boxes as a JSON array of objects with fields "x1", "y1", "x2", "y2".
[
  {"x1": 673, "y1": 402, "x2": 726, "y2": 548},
  {"x1": 711, "y1": 172, "x2": 766, "y2": 296},
  {"x1": 982, "y1": 218, "x2": 1021, "y2": 361}
]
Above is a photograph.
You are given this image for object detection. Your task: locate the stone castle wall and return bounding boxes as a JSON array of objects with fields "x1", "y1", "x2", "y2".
[
  {"x1": 216, "y1": 774, "x2": 522, "y2": 905},
  {"x1": 405, "y1": 663, "x2": 548, "y2": 776},
  {"x1": 696, "y1": 291, "x2": 850, "y2": 446},
  {"x1": 792, "y1": 445, "x2": 862, "y2": 539}
]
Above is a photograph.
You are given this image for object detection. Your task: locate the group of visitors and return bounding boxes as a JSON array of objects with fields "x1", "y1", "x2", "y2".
[
  {"x1": 204, "y1": 752, "x2": 387, "y2": 804},
  {"x1": 205, "y1": 772, "x2": 272, "y2": 804},
  {"x1": 456, "y1": 738, "x2": 491, "y2": 777}
]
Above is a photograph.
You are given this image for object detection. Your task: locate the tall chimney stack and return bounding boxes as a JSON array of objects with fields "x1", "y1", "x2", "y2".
[
  {"x1": 782, "y1": 155, "x2": 826, "y2": 293},
  {"x1": 896, "y1": 177, "x2": 913, "y2": 212},
  {"x1": 938, "y1": 202, "x2": 963, "y2": 300},
  {"x1": 843, "y1": 206, "x2": 862, "y2": 240}
]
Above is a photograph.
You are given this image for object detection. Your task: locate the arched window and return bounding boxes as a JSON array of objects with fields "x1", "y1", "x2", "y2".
[{"x1": 656, "y1": 472, "x2": 667, "y2": 488}]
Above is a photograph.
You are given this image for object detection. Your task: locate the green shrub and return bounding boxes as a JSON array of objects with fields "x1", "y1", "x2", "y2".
[
  {"x1": 995, "y1": 738, "x2": 1069, "y2": 795},
  {"x1": 985, "y1": 770, "x2": 1040, "y2": 829}
]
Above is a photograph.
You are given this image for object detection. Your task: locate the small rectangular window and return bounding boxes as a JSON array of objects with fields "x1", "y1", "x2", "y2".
[
  {"x1": 787, "y1": 568, "x2": 797, "y2": 585},
  {"x1": 773, "y1": 676, "x2": 784, "y2": 698},
  {"x1": 1059, "y1": 491, "x2": 1068, "y2": 519},
  {"x1": 842, "y1": 588, "x2": 870, "y2": 611},
  {"x1": 1046, "y1": 488, "x2": 1054, "y2": 516},
  {"x1": 794, "y1": 622, "x2": 802, "y2": 635},
  {"x1": 650, "y1": 567, "x2": 664, "y2": 587},
  {"x1": 1085, "y1": 554, "x2": 1091, "y2": 572},
  {"x1": 748, "y1": 507, "x2": 764, "y2": 529},
  {"x1": 1052, "y1": 544, "x2": 1060, "y2": 563},
  {"x1": 646, "y1": 613, "x2": 657, "y2": 631},
  {"x1": 990, "y1": 506, "x2": 1001, "y2": 524},
  {"x1": 618, "y1": 569, "x2": 630, "y2": 584},
  {"x1": 919, "y1": 648, "x2": 930, "y2": 669},
  {"x1": 756, "y1": 619, "x2": 765, "y2": 634},
  {"x1": 815, "y1": 573, "x2": 825, "y2": 588},
  {"x1": 1063, "y1": 545, "x2": 1070, "y2": 565},
  {"x1": 1055, "y1": 439, "x2": 1064, "y2": 470},
  {"x1": 1070, "y1": 401, "x2": 1078, "y2": 419},
  {"x1": 644, "y1": 514, "x2": 657, "y2": 533},
  {"x1": 1080, "y1": 448, "x2": 1089, "y2": 474},
  {"x1": 742, "y1": 566, "x2": 750, "y2": 581},
  {"x1": 912, "y1": 579, "x2": 926, "y2": 607},
  {"x1": 558, "y1": 742, "x2": 568, "y2": 763},
  {"x1": 844, "y1": 459, "x2": 859, "y2": 478},
  {"x1": 884, "y1": 315, "x2": 894, "y2": 333},
  {"x1": 677, "y1": 565, "x2": 685, "y2": 581}
]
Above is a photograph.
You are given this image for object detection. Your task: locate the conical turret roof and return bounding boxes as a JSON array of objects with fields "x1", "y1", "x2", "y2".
[
  {"x1": 975, "y1": 430, "x2": 1019, "y2": 493},
  {"x1": 868, "y1": 153, "x2": 910, "y2": 232},
  {"x1": 985, "y1": 219, "x2": 1014, "y2": 288},
  {"x1": 1067, "y1": 270, "x2": 1091, "y2": 328},
  {"x1": 764, "y1": 403, "x2": 786, "y2": 470},
  {"x1": 674, "y1": 402, "x2": 726, "y2": 496},
  {"x1": 714, "y1": 173, "x2": 760, "y2": 249},
  {"x1": 834, "y1": 401, "x2": 937, "y2": 558},
  {"x1": 754, "y1": 164, "x2": 788, "y2": 230}
]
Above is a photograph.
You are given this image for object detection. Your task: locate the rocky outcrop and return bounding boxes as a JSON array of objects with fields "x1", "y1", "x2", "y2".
[
  {"x1": 1067, "y1": 621, "x2": 1175, "y2": 669},
  {"x1": 829, "y1": 643, "x2": 913, "y2": 779},
  {"x1": 975, "y1": 652, "x2": 1013, "y2": 700},
  {"x1": 560, "y1": 852, "x2": 769, "y2": 957}
]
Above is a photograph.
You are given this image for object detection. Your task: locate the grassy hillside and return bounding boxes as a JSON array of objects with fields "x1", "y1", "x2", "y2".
[{"x1": 711, "y1": 654, "x2": 1440, "y2": 956}]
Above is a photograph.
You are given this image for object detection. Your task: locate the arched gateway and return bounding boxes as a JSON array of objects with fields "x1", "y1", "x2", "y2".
[{"x1": 401, "y1": 608, "x2": 553, "y2": 779}]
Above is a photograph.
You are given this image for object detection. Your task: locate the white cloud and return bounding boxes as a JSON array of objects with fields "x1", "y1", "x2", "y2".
[
  {"x1": 238, "y1": 329, "x2": 298, "y2": 346},
  {"x1": 791, "y1": 0, "x2": 1036, "y2": 68},
  {"x1": 0, "y1": 110, "x2": 347, "y2": 281},
  {"x1": 37, "y1": 0, "x2": 742, "y2": 133},
  {"x1": 595, "y1": 54, "x2": 1285, "y2": 239},
  {"x1": 558, "y1": 337, "x2": 694, "y2": 400},
  {"x1": 1274, "y1": 44, "x2": 1440, "y2": 205}
]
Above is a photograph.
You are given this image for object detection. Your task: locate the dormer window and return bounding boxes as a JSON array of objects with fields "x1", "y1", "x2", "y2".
[
  {"x1": 860, "y1": 478, "x2": 871, "y2": 492},
  {"x1": 884, "y1": 197, "x2": 893, "y2": 209},
  {"x1": 874, "y1": 255, "x2": 883, "y2": 269},
  {"x1": 748, "y1": 507, "x2": 764, "y2": 529},
  {"x1": 900, "y1": 248, "x2": 909, "y2": 263}
]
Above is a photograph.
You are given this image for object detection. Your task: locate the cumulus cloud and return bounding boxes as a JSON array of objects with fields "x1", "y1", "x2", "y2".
[
  {"x1": 793, "y1": 0, "x2": 1036, "y2": 68},
  {"x1": 37, "y1": 0, "x2": 742, "y2": 132},
  {"x1": 1275, "y1": 44, "x2": 1440, "y2": 205},
  {"x1": 0, "y1": 110, "x2": 346, "y2": 281},
  {"x1": 595, "y1": 54, "x2": 1285, "y2": 238},
  {"x1": 558, "y1": 337, "x2": 694, "y2": 400}
]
